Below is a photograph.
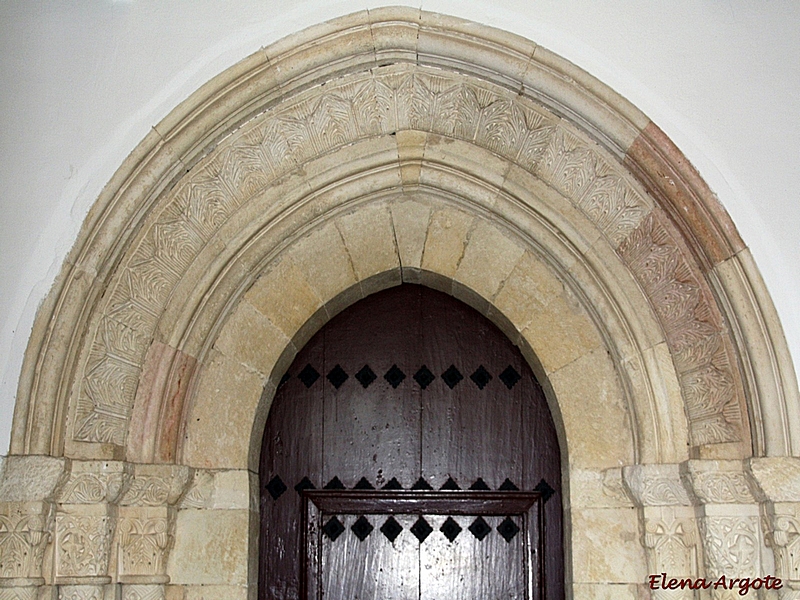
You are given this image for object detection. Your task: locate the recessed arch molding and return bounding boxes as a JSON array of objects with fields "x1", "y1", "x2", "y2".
[{"x1": 2, "y1": 8, "x2": 799, "y2": 600}]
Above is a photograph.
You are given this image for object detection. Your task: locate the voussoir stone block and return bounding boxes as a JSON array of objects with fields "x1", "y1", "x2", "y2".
[
  {"x1": 454, "y1": 220, "x2": 525, "y2": 301},
  {"x1": 182, "y1": 349, "x2": 265, "y2": 470},
  {"x1": 390, "y1": 197, "x2": 432, "y2": 270},
  {"x1": 167, "y1": 509, "x2": 250, "y2": 586},
  {"x1": 244, "y1": 257, "x2": 324, "y2": 341},
  {"x1": 421, "y1": 207, "x2": 474, "y2": 278},
  {"x1": 335, "y1": 203, "x2": 400, "y2": 281},
  {"x1": 214, "y1": 300, "x2": 291, "y2": 378}
]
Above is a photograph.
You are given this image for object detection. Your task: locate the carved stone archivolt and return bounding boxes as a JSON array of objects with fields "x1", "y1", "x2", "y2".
[{"x1": 4, "y1": 8, "x2": 799, "y2": 600}]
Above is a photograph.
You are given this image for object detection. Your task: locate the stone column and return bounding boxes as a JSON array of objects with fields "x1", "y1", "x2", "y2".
[
  {"x1": 623, "y1": 464, "x2": 700, "y2": 600},
  {"x1": 685, "y1": 460, "x2": 769, "y2": 600},
  {"x1": 0, "y1": 456, "x2": 67, "y2": 600},
  {"x1": 750, "y1": 457, "x2": 800, "y2": 600},
  {"x1": 116, "y1": 465, "x2": 189, "y2": 600},
  {"x1": 54, "y1": 461, "x2": 129, "y2": 600}
]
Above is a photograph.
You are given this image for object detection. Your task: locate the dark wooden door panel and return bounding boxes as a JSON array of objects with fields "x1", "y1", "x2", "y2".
[{"x1": 260, "y1": 284, "x2": 562, "y2": 599}]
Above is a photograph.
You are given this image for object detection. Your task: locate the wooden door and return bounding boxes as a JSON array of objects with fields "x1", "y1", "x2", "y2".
[{"x1": 259, "y1": 284, "x2": 562, "y2": 599}]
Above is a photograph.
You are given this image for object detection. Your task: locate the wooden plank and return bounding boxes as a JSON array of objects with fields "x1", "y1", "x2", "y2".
[{"x1": 304, "y1": 490, "x2": 539, "y2": 515}]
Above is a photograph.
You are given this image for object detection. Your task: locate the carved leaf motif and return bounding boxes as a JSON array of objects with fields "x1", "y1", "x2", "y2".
[
  {"x1": 700, "y1": 517, "x2": 758, "y2": 576},
  {"x1": 59, "y1": 474, "x2": 106, "y2": 504},
  {"x1": 121, "y1": 478, "x2": 170, "y2": 507},
  {"x1": 118, "y1": 518, "x2": 169, "y2": 575},
  {"x1": 0, "y1": 514, "x2": 46, "y2": 578},
  {"x1": 645, "y1": 518, "x2": 695, "y2": 574},
  {"x1": 692, "y1": 472, "x2": 752, "y2": 503},
  {"x1": 71, "y1": 65, "x2": 739, "y2": 448},
  {"x1": 122, "y1": 585, "x2": 164, "y2": 600},
  {"x1": 56, "y1": 516, "x2": 112, "y2": 577}
]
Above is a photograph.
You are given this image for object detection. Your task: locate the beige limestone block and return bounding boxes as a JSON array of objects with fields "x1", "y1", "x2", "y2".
[
  {"x1": 520, "y1": 284, "x2": 604, "y2": 374},
  {"x1": 492, "y1": 251, "x2": 563, "y2": 332},
  {"x1": 182, "y1": 585, "x2": 248, "y2": 600},
  {"x1": 571, "y1": 507, "x2": 647, "y2": 583},
  {"x1": 286, "y1": 221, "x2": 358, "y2": 306},
  {"x1": 244, "y1": 257, "x2": 324, "y2": 341},
  {"x1": 182, "y1": 350, "x2": 264, "y2": 470},
  {"x1": 396, "y1": 129, "x2": 426, "y2": 186},
  {"x1": 454, "y1": 220, "x2": 525, "y2": 301},
  {"x1": 420, "y1": 207, "x2": 474, "y2": 278},
  {"x1": 0, "y1": 456, "x2": 66, "y2": 502},
  {"x1": 168, "y1": 509, "x2": 249, "y2": 585},
  {"x1": 211, "y1": 471, "x2": 256, "y2": 511},
  {"x1": 335, "y1": 203, "x2": 400, "y2": 282},
  {"x1": 390, "y1": 197, "x2": 432, "y2": 270},
  {"x1": 549, "y1": 348, "x2": 634, "y2": 468},
  {"x1": 570, "y1": 583, "x2": 641, "y2": 599},
  {"x1": 570, "y1": 467, "x2": 635, "y2": 509},
  {"x1": 214, "y1": 301, "x2": 292, "y2": 378},
  {"x1": 750, "y1": 457, "x2": 800, "y2": 502}
]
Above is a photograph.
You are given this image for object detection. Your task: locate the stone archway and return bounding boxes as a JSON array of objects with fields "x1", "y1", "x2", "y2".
[{"x1": 2, "y1": 8, "x2": 799, "y2": 600}]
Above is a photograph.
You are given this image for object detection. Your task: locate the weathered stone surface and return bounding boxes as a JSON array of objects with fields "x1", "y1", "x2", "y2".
[
  {"x1": 0, "y1": 457, "x2": 66, "y2": 502},
  {"x1": 181, "y1": 350, "x2": 265, "y2": 470},
  {"x1": 420, "y1": 208, "x2": 474, "y2": 279},
  {"x1": 750, "y1": 457, "x2": 800, "y2": 503},
  {"x1": 571, "y1": 507, "x2": 647, "y2": 583},
  {"x1": 167, "y1": 510, "x2": 249, "y2": 585}
]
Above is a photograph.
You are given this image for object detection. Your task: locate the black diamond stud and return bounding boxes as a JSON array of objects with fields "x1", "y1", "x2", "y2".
[
  {"x1": 499, "y1": 365, "x2": 522, "y2": 389},
  {"x1": 535, "y1": 478, "x2": 556, "y2": 502},
  {"x1": 326, "y1": 365, "x2": 348, "y2": 389},
  {"x1": 413, "y1": 365, "x2": 436, "y2": 389},
  {"x1": 354, "y1": 476, "x2": 375, "y2": 490},
  {"x1": 440, "y1": 477, "x2": 460, "y2": 490},
  {"x1": 469, "y1": 516, "x2": 492, "y2": 541},
  {"x1": 440, "y1": 517, "x2": 462, "y2": 542},
  {"x1": 322, "y1": 517, "x2": 345, "y2": 541},
  {"x1": 441, "y1": 365, "x2": 463, "y2": 389},
  {"x1": 382, "y1": 477, "x2": 403, "y2": 490},
  {"x1": 351, "y1": 516, "x2": 374, "y2": 542},
  {"x1": 384, "y1": 364, "x2": 406, "y2": 389},
  {"x1": 298, "y1": 364, "x2": 320, "y2": 388},
  {"x1": 324, "y1": 476, "x2": 345, "y2": 490},
  {"x1": 410, "y1": 516, "x2": 433, "y2": 543},
  {"x1": 355, "y1": 365, "x2": 377, "y2": 388},
  {"x1": 411, "y1": 477, "x2": 432, "y2": 490},
  {"x1": 470, "y1": 365, "x2": 492, "y2": 390},
  {"x1": 381, "y1": 516, "x2": 403, "y2": 543},
  {"x1": 294, "y1": 476, "x2": 315, "y2": 493},
  {"x1": 499, "y1": 478, "x2": 519, "y2": 491},
  {"x1": 497, "y1": 517, "x2": 520, "y2": 542},
  {"x1": 266, "y1": 475, "x2": 287, "y2": 500},
  {"x1": 469, "y1": 478, "x2": 490, "y2": 490}
]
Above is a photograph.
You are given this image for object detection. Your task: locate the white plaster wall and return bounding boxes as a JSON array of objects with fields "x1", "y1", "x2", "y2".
[{"x1": 1, "y1": 0, "x2": 798, "y2": 455}]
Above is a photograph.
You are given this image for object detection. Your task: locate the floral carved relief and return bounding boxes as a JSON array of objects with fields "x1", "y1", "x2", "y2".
[
  {"x1": 700, "y1": 516, "x2": 760, "y2": 578},
  {"x1": 54, "y1": 515, "x2": 112, "y2": 578},
  {"x1": 0, "y1": 507, "x2": 51, "y2": 579},
  {"x1": 117, "y1": 517, "x2": 169, "y2": 577},
  {"x1": 618, "y1": 214, "x2": 742, "y2": 445},
  {"x1": 71, "y1": 64, "x2": 744, "y2": 450}
]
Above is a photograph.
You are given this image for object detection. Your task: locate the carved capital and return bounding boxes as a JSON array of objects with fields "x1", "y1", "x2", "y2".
[
  {"x1": 56, "y1": 462, "x2": 130, "y2": 505},
  {"x1": 0, "y1": 588, "x2": 38, "y2": 600},
  {"x1": 119, "y1": 466, "x2": 189, "y2": 508},
  {"x1": 763, "y1": 504, "x2": 800, "y2": 590},
  {"x1": 684, "y1": 460, "x2": 757, "y2": 504},
  {"x1": 57, "y1": 585, "x2": 104, "y2": 600},
  {"x1": 0, "y1": 502, "x2": 53, "y2": 582},
  {"x1": 117, "y1": 509, "x2": 172, "y2": 583},
  {"x1": 121, "y1": 584, "x2": 165, "y2": 600},
  {"x1": 623, "y1": 464, "x2": 692, "y2": 506},
  {"x1": 642, "y1": 507, "x2": 698, "y2": 579},
  {"x1": 699, "y1": 515, "x2": 761, "y2": 578},
  {"x1": 54, "y1": 508, "x2": 113, "y2": 581}
]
